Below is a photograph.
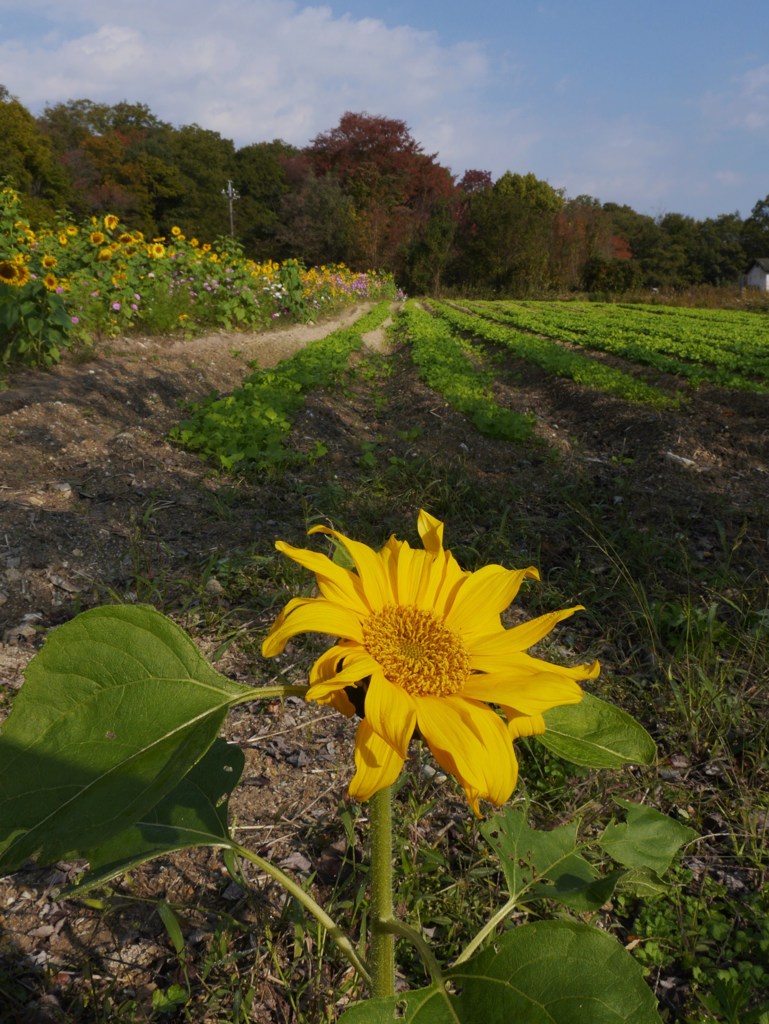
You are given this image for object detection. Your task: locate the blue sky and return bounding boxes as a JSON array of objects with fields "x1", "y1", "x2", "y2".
[{"x1": 0, "y1": 0, "x2": 766, "y2": 219}]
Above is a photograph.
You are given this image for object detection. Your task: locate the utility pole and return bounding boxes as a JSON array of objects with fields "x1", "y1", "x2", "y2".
[{"x1": 221, "y1": 179, "x2": 240, "y2": 237}]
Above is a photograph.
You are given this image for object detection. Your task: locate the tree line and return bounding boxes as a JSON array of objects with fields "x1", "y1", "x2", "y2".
[{"x1": 2, "y1": 86, "x2": 768, "y2": 296}]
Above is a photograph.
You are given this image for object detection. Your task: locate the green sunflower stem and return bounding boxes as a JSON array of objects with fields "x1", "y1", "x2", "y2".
[{"x1": 369, "y1": 784, "x2": 396, "y2": 998}]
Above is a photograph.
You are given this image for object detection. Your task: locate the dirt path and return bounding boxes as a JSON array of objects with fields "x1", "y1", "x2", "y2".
[{"x1": 0, "y1": 302, "x2": 383, "y2": 687}]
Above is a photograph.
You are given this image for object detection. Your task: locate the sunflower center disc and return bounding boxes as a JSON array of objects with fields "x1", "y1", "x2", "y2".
[{"x1": 363, "y1": 605, "x2": 470, "y2": 697}]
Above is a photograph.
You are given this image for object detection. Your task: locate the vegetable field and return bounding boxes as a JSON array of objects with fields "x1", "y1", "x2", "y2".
[{"x1": 456, "y1": 299, "x2": 769, "y2": 391}]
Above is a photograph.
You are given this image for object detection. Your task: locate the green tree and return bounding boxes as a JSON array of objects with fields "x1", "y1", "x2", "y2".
[
  {"x1": 0, "y1": 86, "x2": 71, "y2": 222},
  {"x1": 403, "y1": 196, "x2": 459, "y2": 294},
  {"x1": 455, "y1": 171, "x2": 564, "y2": 295},
  {"x1": 163, "y1": 123, "x2": 236, "y2": 240},
  {"x1": 234, "y1": 139, "x2": 298, "y2": 258},
  {"x1": 602, "y1": 203, "x2": 663, "y2": 286},
  {"x1": 741, "y1": 194, "x2": 769, "y2": 263},
  {"x1": 691, "y1": 213, "x2": 746, "y2": 285},
  {"x1": 652, "y1": 213, "x2": 700, "y2": 287},
  {"x1": 277, "y1": 169, "x2": 355, "y2": 265}
]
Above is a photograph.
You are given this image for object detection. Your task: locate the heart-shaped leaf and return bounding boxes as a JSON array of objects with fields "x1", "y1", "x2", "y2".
[
  {"x1": 0, "y1": 605, "x2": 253, "y2": 872},
  {"x1": 339, "y1": 921, "x2": 661, "y2": 1022},
  {"x1": 480, "y1": 806, "x2": 620, "y2": 911},
  {"x1": 68, "y1": 739, "x2": 245, "y2": 892}
]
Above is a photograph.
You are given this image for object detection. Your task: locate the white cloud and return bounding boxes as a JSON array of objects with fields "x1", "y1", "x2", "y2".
[{"x1": 0, "y1": 0, "x2": 490, "y2": 164}]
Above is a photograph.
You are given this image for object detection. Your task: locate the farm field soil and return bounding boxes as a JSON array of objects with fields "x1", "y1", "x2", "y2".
[{"x1": 0, "y1": 302, "x2": 768, "y2": 1022}]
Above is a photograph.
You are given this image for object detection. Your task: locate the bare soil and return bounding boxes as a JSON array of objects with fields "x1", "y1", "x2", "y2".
[{"x1": 1, "y1": 301, "x2": 768, "y2": 1022}]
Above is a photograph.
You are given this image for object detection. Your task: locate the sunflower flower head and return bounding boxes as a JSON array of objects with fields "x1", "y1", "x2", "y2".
[
  {"x1": 262, "y1": 511, "x2": 599, "y2": 815},
  {"x1": 0, "y1": 260, "x2": 19, "y2": 286}
]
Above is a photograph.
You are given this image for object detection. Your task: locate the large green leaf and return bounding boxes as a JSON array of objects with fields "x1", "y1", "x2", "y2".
[
  {"x1": 538, "y1": 693, "x2": 656, "y2": 767},
  {"x1": 599, "y1": 799, "x2": 696, "y2": 874},
  {"x1": 0, "y1": 605, "x2": 253, "y2": 872},
  {"x1": 67, "y1": 739, "x2": 245, "y2": 893},
  {"x1": 339, "y1": 921, "x2": 661, "y2": 1023},
  {"x1": 480, "y1": 806, "x2": 619, "y2": 911}
]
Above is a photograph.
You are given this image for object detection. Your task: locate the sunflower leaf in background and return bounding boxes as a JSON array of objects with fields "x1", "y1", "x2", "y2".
[
  {"x1": 538, "y1": 692, "x2": 656, "y2": 767},
  {"x1": 599, "y1": 798, "x2": 696, "y2": 874},
  {"x1": 338, "y1": 921, "x2": 662, "y2": 1023},
  {"x1": 479, "y1": 806, "x2": 623, "y2": 912}
]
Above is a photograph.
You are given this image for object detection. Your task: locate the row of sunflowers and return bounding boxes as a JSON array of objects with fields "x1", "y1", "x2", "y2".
[{"x1": 0, "y1": 185, "x2": 397, "y2": 368}]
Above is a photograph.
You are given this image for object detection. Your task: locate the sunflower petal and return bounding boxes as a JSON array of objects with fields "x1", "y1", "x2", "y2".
[
  {"x1": 349, "y1": 719, "x2": 404, "y2": 801},
  {"x1": 274, "y1": 540, "x2": 369, "y2": 613},
  {"x1": 503, "y1": 607, "x2": 585, "y2": 650},
  {"x1": 469, "y1": 633, "x2": 600, "y2": 679},
  {"x1": 417, "y1": 696, "x2": 517, "y2": 814},
  {"x1": 309, "y1": 645, "x2": 378, "y2": 685},
  {"x1": 417, "y1": 509, "x2": 444, "y2": 555},
  {"x1": 444, "y1": 565, "x2": 540, "y2": 632},
  {"x1": 365, "y1": 671, "x2": 417, "y2": 758},
  {"x1": 381, "y1": 537, "x2": 424, "y2": 606},
  {"x1": 309, "y1": 526, "x2": 390, "y2": 610},
  {"x1": 460, "y1": 672, "x2": 583, "y2": 713},
  {"x1": 503, "y1": 710, "x2": 546, "y2": 738},
  {"x1": 323, "y1": 688, "x2": 358, "y2": 718},
  {"x1": 261, "y1": 598, "x2": 364, "y2": 656}
]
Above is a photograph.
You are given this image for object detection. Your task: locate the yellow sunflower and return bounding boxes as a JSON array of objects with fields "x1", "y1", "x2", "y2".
[
  {"x1": 42, "y1": 254, "x2": 58, "y2": 269},
  {"x1": 262, "y1": 510, "x2": 599, "y2": 814},
  {"x1": 14, "y1": 264, "x2": 30, "y2": 287},
  {"x1": 90, "y1": 231, "x2": 106, "y2": 246},
  {"x1": 42, "y1": 273, "x2": 58, "y2": 291},
  {"x1": 0, "y1": 261, "x2": 19, "y2": 286},
  {"x1": 148, "y1": 242, "x2": 165, "y2": 258},
  {"x1": 104, "y1": 214, "x2": 119, "y2": 231}
]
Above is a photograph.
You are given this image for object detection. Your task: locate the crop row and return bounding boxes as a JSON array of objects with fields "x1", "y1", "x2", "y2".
[
  {"x1": 471, "y1": 301, "x2": 769, "y2": 391},
  {"x1": 170, "y1": 301, "x2": 393, "y2": 471},
  {"x1": 396, "y1": 303, "x2": 534, "y2": 442},
  {"x1": 432, "y1": 303, "x2": 678, "y2": 408}
]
